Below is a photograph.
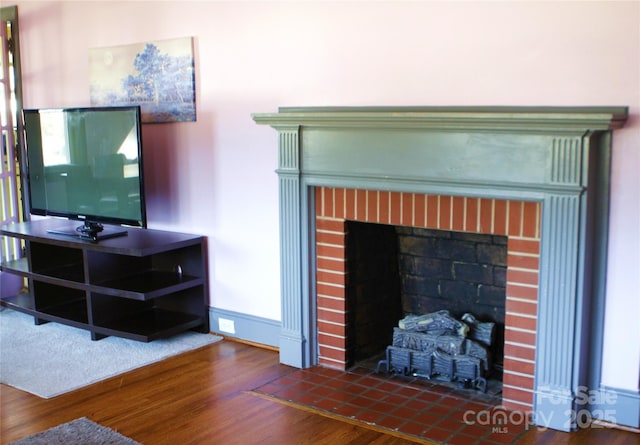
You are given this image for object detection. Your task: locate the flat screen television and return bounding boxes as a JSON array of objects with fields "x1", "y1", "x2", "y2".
[{"x1": 23, "y1": 106, "x2": 146, "y2": 240}]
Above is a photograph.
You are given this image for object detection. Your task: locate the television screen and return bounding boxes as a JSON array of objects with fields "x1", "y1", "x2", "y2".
[{"x1": 23, "y1": 106, "x2": 147, "y2": 230}]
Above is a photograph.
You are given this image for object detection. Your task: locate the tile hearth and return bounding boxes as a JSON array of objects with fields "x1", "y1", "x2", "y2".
[{"x1": 254, "y1": 365, "x2": 529, "y2": 445}]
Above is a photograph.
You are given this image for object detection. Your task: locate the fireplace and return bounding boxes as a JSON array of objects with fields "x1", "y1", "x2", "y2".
[
  {"x1": 315, "y1": 187, "x2": 540, "y2": 411},
  {"x1": 253, "y1": 106, "x2": 628, "y2": 431}
]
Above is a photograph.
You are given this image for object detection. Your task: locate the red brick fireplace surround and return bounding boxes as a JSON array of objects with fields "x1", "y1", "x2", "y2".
[
  {"x1": 315, "y1": 187, "x2": 540, "y2": 412},
  {"x1": 253, "y1": 106, "x2": 628, "y2": 431}
]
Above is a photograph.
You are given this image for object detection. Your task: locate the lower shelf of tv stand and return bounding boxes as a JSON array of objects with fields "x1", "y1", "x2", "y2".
[
  {"x1": 0, "y1": 293, "x2": 36, "y2": 313},
  {"x1": 0, "y1": 297, "x2": 206, "y2": 342},
  {"x1": 0, "y1": 295, "x2": 86, "y2": 322},
  {"x1": 93, "y1": 308, "x2": 206, "y2": 342},
  {"x1": 41, "y1": 299, "x2": 88, "y2": 322},
  {"x1": 1, "y1": 300, "x2": 93, "y2": 332}
]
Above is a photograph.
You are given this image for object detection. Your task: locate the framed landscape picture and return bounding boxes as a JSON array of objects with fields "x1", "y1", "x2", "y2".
[{"x1": 89, "y1": 37, "x2": 196, "y2": 123}]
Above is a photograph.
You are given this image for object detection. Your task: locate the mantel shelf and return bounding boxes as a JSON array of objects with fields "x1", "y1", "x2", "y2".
[{"x1": 253, "y1": 106, "x2": 628, "y2": 132}]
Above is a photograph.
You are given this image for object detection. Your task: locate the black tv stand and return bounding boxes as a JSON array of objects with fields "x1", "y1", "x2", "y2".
[
  {"x1": 0, "y1": 218, "x2": 210, "y2": 342},
  {"x1": 47, "y1": 221, "x2": 128, "y2": 242}
]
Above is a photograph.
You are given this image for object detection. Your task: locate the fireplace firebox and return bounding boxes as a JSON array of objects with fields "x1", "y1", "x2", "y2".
[
  {"x1": 338, "y1": 218, "x2": 510, "y2": 388},
  {"x1": 253, "y1": 106, "x2": 628, "y2": 431}
]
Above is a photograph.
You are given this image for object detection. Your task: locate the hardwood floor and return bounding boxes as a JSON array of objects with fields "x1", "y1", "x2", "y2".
[{"x1": 1, "y1": 340, "x2": 637, "y2": 445}]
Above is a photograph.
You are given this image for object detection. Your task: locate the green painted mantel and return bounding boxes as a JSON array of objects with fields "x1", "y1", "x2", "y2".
[
  {"x1": 252, "y1": 106, "x2": 630, "y2": 431},
  {"x1": 253, "y1": 106, "x2": 627, "y2": 131}
]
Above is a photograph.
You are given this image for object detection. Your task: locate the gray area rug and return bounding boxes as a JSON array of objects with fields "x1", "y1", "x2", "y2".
[
  {"x1": 0, "y1": 308, "x2": 222, "y2": 398},
  {"x1": 8, "y1": 417, "x2": 141, "y2": 445}
]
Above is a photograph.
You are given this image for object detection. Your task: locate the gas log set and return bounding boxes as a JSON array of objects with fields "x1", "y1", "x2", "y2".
[{"x1": 376, "y1": 310, "x2": 496, "y2": 392}]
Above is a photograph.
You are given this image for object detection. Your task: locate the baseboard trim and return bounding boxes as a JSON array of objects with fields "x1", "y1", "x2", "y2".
[
  {"x1": 208, "y1": 307, "x2": 280, "y2": 349},
  {"x1": 591, "y1": 386, "x2": 640, "y2": 429},
  {"x1": 224, "y1": 336, "x2": 279, "y2": 352}
]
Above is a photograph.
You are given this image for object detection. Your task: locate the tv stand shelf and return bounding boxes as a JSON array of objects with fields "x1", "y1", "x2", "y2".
[{"x1": 0, "y1": 219, "x2": 210, "y2": 342}]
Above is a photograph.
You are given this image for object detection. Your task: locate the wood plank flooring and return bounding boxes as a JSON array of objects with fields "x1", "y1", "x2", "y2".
[{"x1": 1, "y1": 340, "x2": 637, "y2": 445}]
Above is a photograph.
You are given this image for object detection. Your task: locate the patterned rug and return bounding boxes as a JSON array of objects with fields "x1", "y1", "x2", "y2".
[{"x1": 8, "y1": 417, "x2": 140, "y2": 445}]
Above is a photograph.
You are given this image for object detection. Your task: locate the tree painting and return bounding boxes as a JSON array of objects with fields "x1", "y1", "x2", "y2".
[{"x1": 89, "y1": 37, "x2": 196, "y2": 124}]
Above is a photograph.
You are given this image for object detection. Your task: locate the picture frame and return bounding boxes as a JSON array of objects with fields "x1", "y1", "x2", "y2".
[{"x1": 89, "y1": 37, "x2": 196, "y2": 124}]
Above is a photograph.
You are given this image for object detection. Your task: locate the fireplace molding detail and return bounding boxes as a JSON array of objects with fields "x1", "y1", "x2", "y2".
[{"x1": 253, "y1": 106, "x2": 628, "y2": 431}]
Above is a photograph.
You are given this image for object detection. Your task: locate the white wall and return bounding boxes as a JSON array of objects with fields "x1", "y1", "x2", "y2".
[{"x1": 13, "y1": 1, "x2": 639, "y2": 391}]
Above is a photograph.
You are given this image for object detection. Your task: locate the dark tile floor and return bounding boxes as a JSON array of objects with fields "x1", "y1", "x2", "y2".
[{"x1": 253, "y1": 365, "x2": 530, "y2": 445}]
